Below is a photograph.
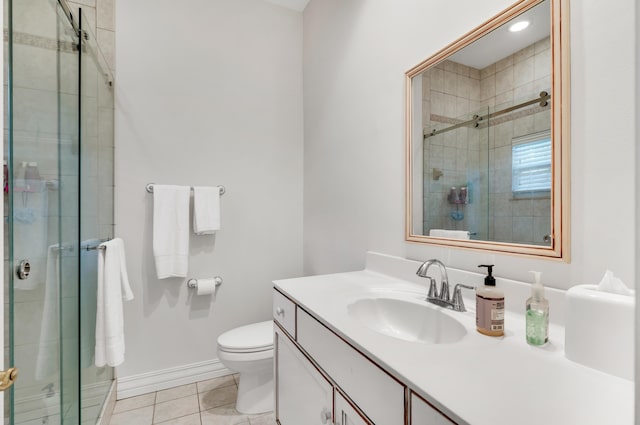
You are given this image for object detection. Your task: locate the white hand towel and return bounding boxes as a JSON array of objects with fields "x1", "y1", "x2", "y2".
[
  {"x1": 429, "y1": 229, "x2": 471, "y2": 240},
  {"x1": 153, "y1": 185, "x2": 191, "y2": 278},
  {"x1": 193, "y1": 186, "x2": 221, "y2": 235},
  {"x1": 35, "y1": 245, "x2": 60, "y2": 380},
  {"x1": 95, "y1": 238, "x2": 134, "y2": 368}
]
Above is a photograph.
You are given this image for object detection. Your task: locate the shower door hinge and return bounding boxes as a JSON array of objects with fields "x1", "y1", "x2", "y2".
[{"x1": 0, "y1": 367, "x2": 18, "y2": 391}]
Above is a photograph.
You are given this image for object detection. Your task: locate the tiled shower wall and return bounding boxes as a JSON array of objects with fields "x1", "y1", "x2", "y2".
[
  {"x1": 422, "y1": 36, "x2": 551, "y2": 245},
  {"x1": 422, "y1": 60, "x2": 485, "y2": 239},
  {"x1": 67, "y1": 0, "x2": 116, "y2": 72}
]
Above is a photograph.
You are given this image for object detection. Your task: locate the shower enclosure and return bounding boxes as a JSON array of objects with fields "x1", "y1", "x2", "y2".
[{"x1": 4, "y1": 0, "x2": 115, "y2": 423}]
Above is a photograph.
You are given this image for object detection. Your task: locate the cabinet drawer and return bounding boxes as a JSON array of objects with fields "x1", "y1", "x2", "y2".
[
  {"x1": 411, "y1": 393, "x2": 456, "y2": 425},
  {"x1": 273, "y1": 289, "x2": 296, "y2": 337},
  {"x1": 297, "y1": 309, "x2": 405, "y2": 425}
]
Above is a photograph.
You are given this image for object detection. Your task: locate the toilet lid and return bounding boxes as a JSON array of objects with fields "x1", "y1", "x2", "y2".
[{"x1": 218, "y1": 320, "x2": 274, "y2": 353}]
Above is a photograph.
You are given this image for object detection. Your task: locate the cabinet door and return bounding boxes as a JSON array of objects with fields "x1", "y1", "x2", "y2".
[
  {"x1": 335, "y1": 391, "x2": 372, "y2": 425},
  {"x1": 275, "y1": 327, "x2": 333, "y2": 425},
  {"x1": 411, "y1": 393, "x2": 456, "y2": 425}
]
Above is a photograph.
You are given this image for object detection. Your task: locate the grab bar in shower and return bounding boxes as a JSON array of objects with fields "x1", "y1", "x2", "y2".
[{"x1": 145, "y1": 183, "x2": 226, "y2": 196}]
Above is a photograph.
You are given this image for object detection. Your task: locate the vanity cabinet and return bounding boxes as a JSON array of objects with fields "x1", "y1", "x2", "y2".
[
  {"x1": 275, "y1": 325, "x2": 333, "y2": 424},
  {"x1": 411, "y1": 393, "x2": 456, "y2": 425},
  {"x1": 274, "y1": 288, "x2": 457, "y2": 425},
  {"x1": 335, "y1": 391, "x2": 372, "y2": 425}
]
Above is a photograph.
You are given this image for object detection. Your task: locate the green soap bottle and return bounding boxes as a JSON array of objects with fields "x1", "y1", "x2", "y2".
[{"x1": 526, "y1": 271, "x2": 549, "y2": 346}]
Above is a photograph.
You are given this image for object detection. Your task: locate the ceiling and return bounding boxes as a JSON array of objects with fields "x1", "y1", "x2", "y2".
[
  {"x1": 263, "y1": 0, "x2": 310, "y2": 12},
  {"x1": 449, "y1": 0, "x2": 550, "y2": 69}
]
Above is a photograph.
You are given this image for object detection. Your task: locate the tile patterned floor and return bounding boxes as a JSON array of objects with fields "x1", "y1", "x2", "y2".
[{"x1": 108, "y1": 374, "x2": 275, "y2": 425}]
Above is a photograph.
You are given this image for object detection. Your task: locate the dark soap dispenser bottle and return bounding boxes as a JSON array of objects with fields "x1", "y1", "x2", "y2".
[{"x1": 476, "y1": 265, "x2": 505, "y2": 337}]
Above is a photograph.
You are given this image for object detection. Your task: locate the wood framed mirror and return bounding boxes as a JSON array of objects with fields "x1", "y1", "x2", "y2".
[{"x1": 405, "y1": 0, "x2": 569, "y2": 260}]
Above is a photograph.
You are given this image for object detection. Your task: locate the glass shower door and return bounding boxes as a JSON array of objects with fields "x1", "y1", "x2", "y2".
[
  {"x1": 5, "y1": 0, "x2": 80, "y2": 424},
  {"x1": 78, "y1": 10, "x2": 115, "y2": 425}
]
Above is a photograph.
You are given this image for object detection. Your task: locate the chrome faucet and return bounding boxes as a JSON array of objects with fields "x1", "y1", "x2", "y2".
[
  {"x1": 416, "y1": 259, "x2": 474, "y2": 312},
  {"x1": 416, "y1": 259, "x2": 450, "y2": 300}
]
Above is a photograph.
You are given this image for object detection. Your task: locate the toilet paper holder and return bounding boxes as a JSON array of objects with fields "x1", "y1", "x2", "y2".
[{"x1": 187, "y1": 276, "x2": 223, "y2": 289}]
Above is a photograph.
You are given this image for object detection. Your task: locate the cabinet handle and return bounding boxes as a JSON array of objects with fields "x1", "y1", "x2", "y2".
[
  {"x1": 276, "y1": 307, "x2": 284, "y2": 316},
  {"x1": 320, "y1": 407, "x2": 332, "y2": 424}
]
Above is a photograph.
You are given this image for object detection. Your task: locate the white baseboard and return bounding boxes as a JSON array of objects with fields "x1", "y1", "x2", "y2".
[{"x1": 116, "y1": 359, "x2": 233, "y2": 400}]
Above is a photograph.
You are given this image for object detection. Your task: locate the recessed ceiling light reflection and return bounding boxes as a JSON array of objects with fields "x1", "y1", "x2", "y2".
[{"x1": 509, "y1": 21, "x2": 530, "y2": 32}]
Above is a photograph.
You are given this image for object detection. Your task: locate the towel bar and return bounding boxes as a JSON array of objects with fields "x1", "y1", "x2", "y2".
[
  {"x1": 85, "y1": 238, "x2": 111, "y2": 251},
  {"x1": 55, "y1": 239, "x2": 111, "y2": 252},
  {"x1": 146, "y1": 183, "x2": 226, "y2": 196},
  {"x1": 187, "y1": 276, "x2": 223, "y2": 289}
]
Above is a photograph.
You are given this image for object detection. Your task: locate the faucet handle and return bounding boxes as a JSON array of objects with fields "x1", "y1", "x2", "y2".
[
  {"x1": 426, "y1": 277, "x2": 439, "y2": 299},
  {"x1": 451, "y1": 284, "x2": 475, "y2": 312}
]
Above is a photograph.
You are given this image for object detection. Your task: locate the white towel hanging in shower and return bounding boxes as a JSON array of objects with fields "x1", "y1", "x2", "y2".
[{"x1": 95, "y1": 238, "x2": 134, "y2": 368}]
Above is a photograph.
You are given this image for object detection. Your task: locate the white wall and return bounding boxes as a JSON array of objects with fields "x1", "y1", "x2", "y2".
[
  {"x1": 303, "y1": 0, "x2": 637, "y2": 291},
  {"x1": 115, "y1": 0, "x2": 303, "y2": 379}
]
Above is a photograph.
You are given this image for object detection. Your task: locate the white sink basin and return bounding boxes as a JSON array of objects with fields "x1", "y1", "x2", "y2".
[{"x1": 347, "y1": 297, "x2": 467, "y2": 344}]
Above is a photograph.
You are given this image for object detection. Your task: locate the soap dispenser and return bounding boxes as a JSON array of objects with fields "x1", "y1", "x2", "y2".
[
  {"x1": 526, "y1": 271, "x2": 549, "y2": 345},
  {"x1": 476, "y1": 265, "x2": 504, "y2": 337}
]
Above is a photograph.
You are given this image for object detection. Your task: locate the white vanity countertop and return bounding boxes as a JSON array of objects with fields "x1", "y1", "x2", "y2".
[{"x1": 274, "y1": 254, "x2": 634, "y2": 425}]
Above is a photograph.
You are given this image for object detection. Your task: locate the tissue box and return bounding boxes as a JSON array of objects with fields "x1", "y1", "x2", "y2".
[{"x1": 565, "y1": 284, "x2": 634, "y2": 381}]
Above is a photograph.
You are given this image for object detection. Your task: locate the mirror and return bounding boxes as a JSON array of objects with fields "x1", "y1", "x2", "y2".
[{"x1": 405, "y1": 0, "x2": 569, "y2": 260}]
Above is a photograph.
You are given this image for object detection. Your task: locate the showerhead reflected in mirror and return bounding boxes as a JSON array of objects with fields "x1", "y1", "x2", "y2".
[{"x1": 405, "y1": 0, "x2": 569, "y2": 260}]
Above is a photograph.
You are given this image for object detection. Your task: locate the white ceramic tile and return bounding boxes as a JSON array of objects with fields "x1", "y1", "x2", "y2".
[
  {"x1": 97, "y1": 0, "x2": 115, "y2": 31},
  {"x1": 533, "y1": 48, "x2": 551, "y2": 81},
  {"x1": 495, "y1": 55, "x2": 513, "y2": 72},
  {"x1": 513, "y1": 56, "x2": 534, "y2": 88},
  {"x1": 70, "y1": 0, "x2": 96, "y2": 7},
  {"x1": 200, "y1": 403, "x2": 247, "y2": 425},
  {"x1": 97, "y1": 29, "x2": 116, "y2": 71},
  {"x1": 155, "y1": 412, "x2": 201, "y2": 425},
  {"x1": 198, "y1": 385, "x2": 238, "y2": 411},
  {"x1": 109, "y1": 405, "x2": 154, "y2": 425},
  {"x1": 196, "y1": 375, "x2": 236, "y2": 394},
  {"x1": 512, "y1": 216, "x2": 534, "y2": 243},
  {"x1": 113, "y1": 392, "x2": 156, "y2": 414},
  {"x1": 248, "y1": 412, "x2": 276, "y2": 425},
  {"x1": 153, "y1": 395, "x2": 200, "y2": 424},
  {"x1": 430, "y1": 68, "x2": 443, "y2": 93},
  {"x1": 156, "y1": 383, "x2": 198, "y2": 404},
  {"x1": 495, "y1": 67, "x2": 514, "y2": 95},
  {"x1": 443, "y1": 70, "x2": 456, "y2": 95},
  {"x1": 514, "y1": 43, "x2": 535, "y2": 63}
]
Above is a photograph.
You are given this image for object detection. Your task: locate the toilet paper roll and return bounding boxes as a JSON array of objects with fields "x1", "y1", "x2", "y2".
[{"x1": 196, "y1": 278, "x2": 217, "y2": 296}]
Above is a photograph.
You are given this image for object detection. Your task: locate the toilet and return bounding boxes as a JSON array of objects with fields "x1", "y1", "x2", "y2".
[{"x1": 217, "y1": 320, "x2": 274, "y2": 414}]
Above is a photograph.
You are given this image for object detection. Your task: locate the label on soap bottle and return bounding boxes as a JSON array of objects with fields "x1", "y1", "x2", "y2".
[{"x1": 476, "y1": 295, "x2": 504, "y2": 333}]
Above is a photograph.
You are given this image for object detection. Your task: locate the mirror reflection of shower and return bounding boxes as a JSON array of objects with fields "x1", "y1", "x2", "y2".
[{"x1": 420, "y1": 31, "x2": 552, "y2": 246}]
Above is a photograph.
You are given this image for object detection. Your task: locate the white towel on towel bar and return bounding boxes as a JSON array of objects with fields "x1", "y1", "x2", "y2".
[
  {"x1": 95, "y1": 238, "x2": 134, "y2": 368},
  {"x1": 193, "y1": 186, "x2": 221, "y2": 235},
  {"x1": 152, "y1": 185, "x2": 191, "y2": 278},
  {"x1": 35, "y1": 245, "x2": 60, "y2": 380},
  {"x1": 429, "y1": 229, "x2": 471, "y2": 239}
]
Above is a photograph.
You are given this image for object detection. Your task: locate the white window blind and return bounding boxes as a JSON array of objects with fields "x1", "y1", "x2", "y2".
[{"x1": 511, "y1": 131, "x2": 551, "y2": 194}]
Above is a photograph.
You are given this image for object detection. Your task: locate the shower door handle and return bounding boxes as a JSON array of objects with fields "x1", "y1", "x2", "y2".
[{"x1": 0, "y1": 367, "x2": 18, "y2": 391}]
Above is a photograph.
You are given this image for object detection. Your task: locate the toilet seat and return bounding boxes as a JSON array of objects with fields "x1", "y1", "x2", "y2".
[{"x1": 218, "y1": 320, "x2": 274, "y2": 353}]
